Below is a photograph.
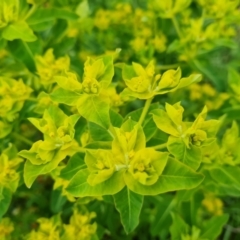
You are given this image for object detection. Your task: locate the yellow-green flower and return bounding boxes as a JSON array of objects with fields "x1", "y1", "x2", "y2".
[
  {"x1": 25, "y1": 215, "x2": 61, "y2": 240},
  {"x1": 62, "y1": 210, "x2": 97, "y2": 240},
  {"x1": 129, "y1": 148, "x2": 167, "y2": 185},
  {"x1": 202, "y1": 195, "x2": 223, "y2": 216},
  {"x1": 85, "y1": 150, "x2": 115, "y2": 186},
  {"x1": 158, "y1": 67, "x2": 181, "y2": 91},
  {"x1": 36, "y1": 49, "x2": 70, "y2": 85},
  {"x1": 0, "y1": 146, "x2": 22, "y2": 192},
  {"x1": 0, "y1": 218, "x2": 14, "y2": 240}
]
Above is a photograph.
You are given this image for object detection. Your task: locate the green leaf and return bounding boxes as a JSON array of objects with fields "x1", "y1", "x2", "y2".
[
  {"x1": 177, "y1": 74, "x2": 202, "y2": 89},
  {"x1": 23, "y1": 146, "x2": 74, "y2": 188},
  {"x1": 124, "y1": 158, "x2": 204, "y2": 195},
  {"x1": 77, "y1": 94, "x2": 110, "y2": 129},
  {"x1": 202, "y1": 168, "x2": 240, "y2": 197},
  {"x1": 27, "y1": 8, "x2": 79, "y2": 31},
  {"x1": 50, "y1": 88, "x2": 81, "y2": 106},
  {"x1": 98, "y1": 55, "x2": 114, "y2": 88},
  {"x1": 167, "y1": 39, "x2": 181, "y2": 53},
  {"x1": 122, "y1": 64, "x2": 136, "y2": 81},
  {"x1": 2, "y1": 21, "x2": 37, "y2": 42},
  {"x1": 66, "y1": 169, "x2": 125, "y2": 197},
  {"x1": 223, "y1": 106, "x2": 240, "y2": 120},
  {"x1": 85, "y1": 141, "x2": 112, "y2": 150},
  {"x1": 7, "y1": 39, "x2": 37, "y2": 72},
  {"x1": 152, "y1": 109, "x2": 179, "y2": 137},
  {"x1": 27, "y1": 19, "x2": 55, "y2": 32},
  {"x1": 0, "y1": 186, "x2": 12, "y2": 218},
  {"x1": 113, "y1": 187, "x2": 143, "y2": 234},
  {"x1": 60, "y1": 153, "x2": 86, "y2": 180},
  {"x1": 209, "y1": 166, "x2": 240, "y2": 194},
  {"x1": 110, "y1": 109, "x2": 123, "y2": 127},
  {"x1": 192, "y1": 60, "x2": 224, "y2": 90},
  {"x1": 167, "y1": 136, "x2": 202, "y2": 170},
  {"x1": 88, "y1": 122, "x2": 113, "y2": 141},
  {"x1": 50, "y1": 188, "x2": 67, "y2": 213},
  {"x1": 0, "y1": 121, "x2": 12, "y2": 139},
  {"x1": 228, "y1": 68, "x2": 240, "y2": 93},
  {"x1": 201, "y1": 214, "x2": 229, "y2": 239},
  {"x1": 143, "y1": 117, "x2": 158, "y2": 141},
  {"x1": 150, "y1": 195, "x2": 176, "y2": 236},
  {"x1": 170, "y1": 213, "x2": 189, "y2": 240}
]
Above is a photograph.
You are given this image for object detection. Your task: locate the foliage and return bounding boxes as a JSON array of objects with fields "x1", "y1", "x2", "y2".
[{"x1": 0, "y1": 0, "x2": 240, "y2": 239}]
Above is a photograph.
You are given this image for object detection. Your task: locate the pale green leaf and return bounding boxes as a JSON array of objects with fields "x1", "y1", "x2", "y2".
[
  {"x1": 66, "y1": 169, "x2": 125, "y2": 197},
  {"x1": 120, "y1": 87, "x2": 154, "y2": 100},
  {"x1": 124, "y1": 158, "x2": 204, "y2": 195},
  {"x1": 152, "y1": 109, "x2": 180, "y2": 137},
  {"x1": 98, "y1": 55, "x2": 114, "y2": 88},
  {"x1": 23, "y1": 146, "x2": 75, "y2": 188},
  {"x1": 167, "y1": 136, "x2": 202, "y2": 170},
  {"x1": 177, "y1": 74, "x2": 202, "y2": 89},
  {"x1": 77, "y1": 94, "x2": 110, "y2": 129},
  {"x1": 27, "y1": 8, "x2": 79, "y2": 23},
  {"x1": 50, "y1": 88, "x2": 81, "y2": 106},
  {"x1": 2, "y1": 21, "x2": 37, "y2": 42}
]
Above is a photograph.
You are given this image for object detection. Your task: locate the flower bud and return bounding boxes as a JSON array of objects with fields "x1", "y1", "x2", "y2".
[{"x1": 158, "y1": 67, "x2": 181, "y2": 90}]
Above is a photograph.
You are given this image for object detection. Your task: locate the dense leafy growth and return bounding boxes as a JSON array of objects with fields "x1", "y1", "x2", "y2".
[{"x1": 0, "y1": 0, "x2": 240, "y2": 239}]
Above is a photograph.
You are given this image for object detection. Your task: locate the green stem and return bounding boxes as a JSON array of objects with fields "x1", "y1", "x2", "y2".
[
  {"x1": 12, "y1": 133, "x2": 33, "y2": 146},
  {"x1": 73, "y1": 146, "x2": 86, "y2": 153},
  {"x1": 171, "y1": 15, "x2": 183, "y2": 38},
  {"x1": 138, "y1": 97, "x2": 154, "y2": 126},
  {"x1": 153, "y1": 143, "x2": 167, "y2": 150},
  {"x1": 157, "y1": 64, "x2": 180, "y2": 70},
  {"x1": 24, "y1": 4, "x2": 37, "y2": 20}
]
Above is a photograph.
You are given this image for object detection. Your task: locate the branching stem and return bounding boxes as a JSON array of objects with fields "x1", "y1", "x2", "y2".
[
  {"x1": 138, "y1": 97, "x2": 154, "y2": 126},
  {"x1": 152, "y1": 143, "x2": 167, "y2": 150},
  {"x1": 12, "y1": 133, "x2": 33, "y2": 146},
  {"x1": 171, "y1": 15, "x2": 183, "y2": 38}
]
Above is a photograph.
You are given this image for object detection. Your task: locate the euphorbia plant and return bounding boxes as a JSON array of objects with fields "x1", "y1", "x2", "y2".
[
  {"x1": 0, "y1": 1, "x2": 240, "y2": 240},
  {"x1": 16, "y1": 56, "x2": 217, "y2": 234}
]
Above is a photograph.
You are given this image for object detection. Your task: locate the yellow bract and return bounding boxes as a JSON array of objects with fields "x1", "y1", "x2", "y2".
[
  {"x1": 26, "y1": 216, "x2": 61, "y2": 240},
  {"x1": 189, "y1": 83, "x2": 229, "y2": 111},
  {"x1": 82, "y1": 77, "x2": 100, "y2": 94},
  {"x1": 62, "y1": 210, "x2": 97, "y2": 240},
  {"x1": 0, "y1": 148, "x2": 22, "y2": 192},
  {"x1": 129, "y1": 150, "x2": 159, "y2": 185},
  {"x1": 36, "y1": 49, "x2": 70, "y2": 85},
  {"x1": 0, "y1": 78, "x2": 32, "y2": 122},
  {"x1": 202, "y1": 195, "x2": 223, "y2": 216},
  {"x1": 94, "y1": 9, "x2": 111, "y2": 30},
  {"x1": 0, "y1": 0, "x2": 18, "y2": 28},
  {"x1": 0, "y1": 218, "x2": 14, "y2": 239},
  {"x1": 158, "y1": 67, "x2": 181, "y2": 91},
  {"x1": 86, "y1": 150, "x2": 115, "y2": 186}
]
